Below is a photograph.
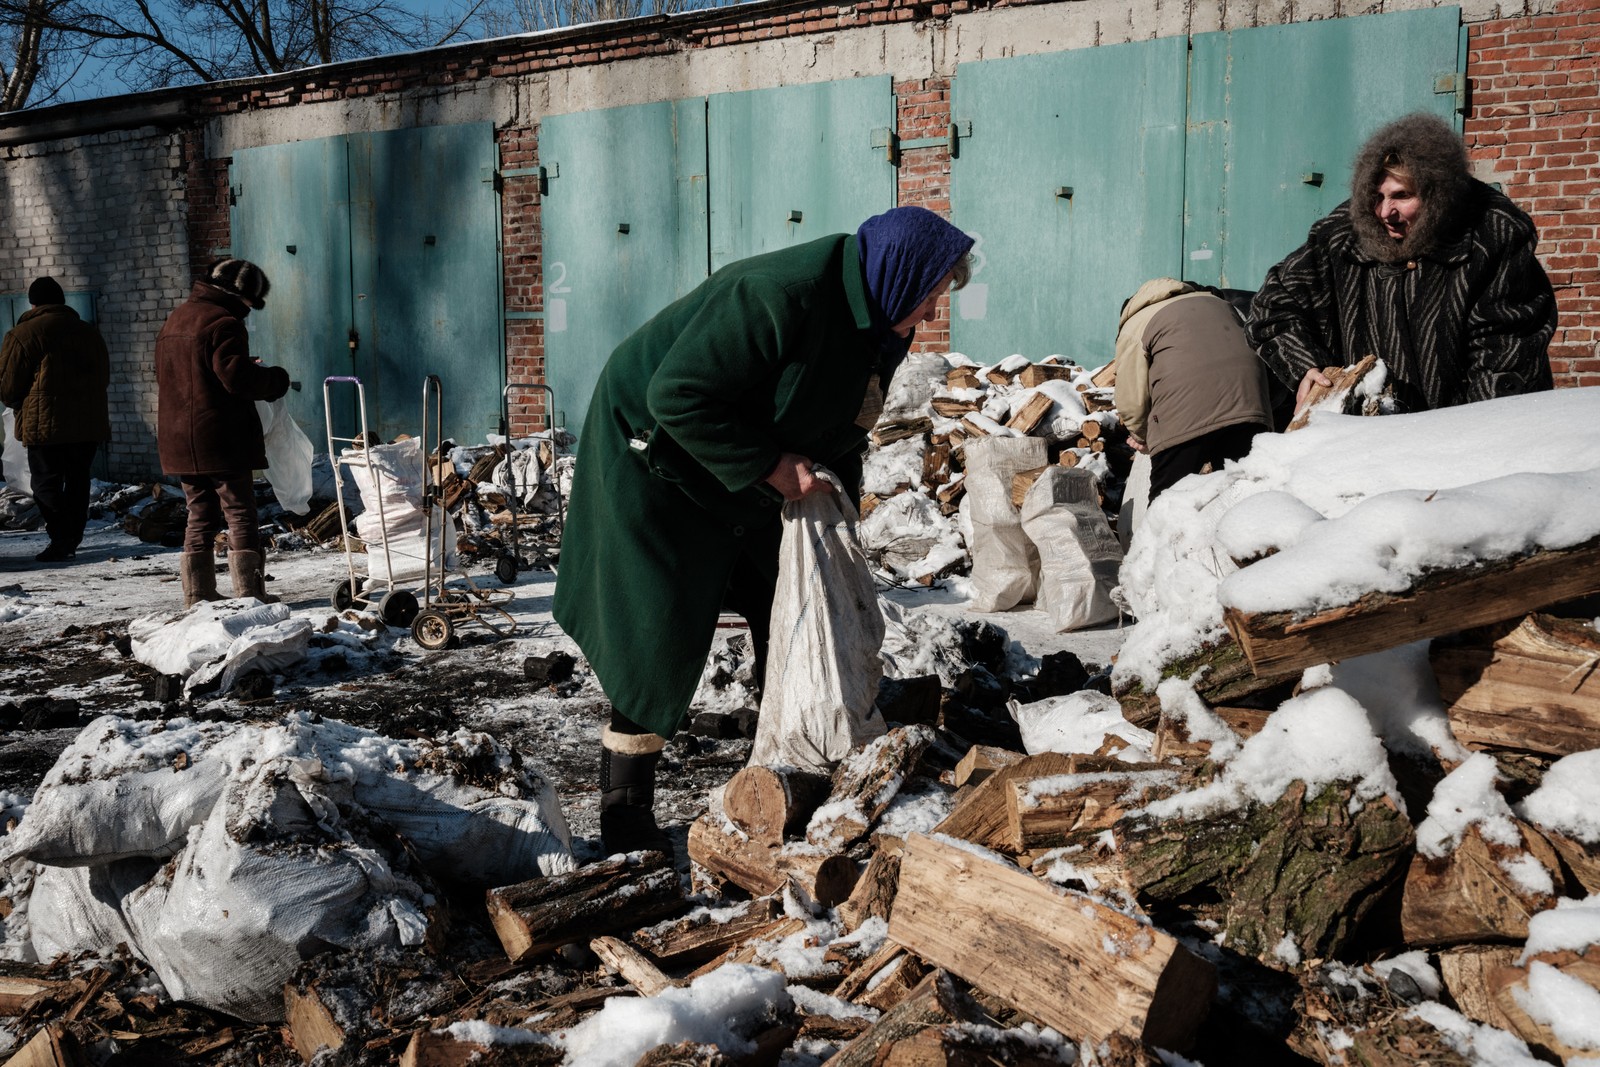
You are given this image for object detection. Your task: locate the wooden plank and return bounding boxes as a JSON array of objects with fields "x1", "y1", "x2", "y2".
[
  {"x1": 485, "y1": 851, "x2": 682, "y2": 964},
  {"x1": 889, "y1": 834, "x2": 1216, "y2": 1050},
  {"x1": 1431, "y1": 614, "x2": 1600, "y2": 756},
  {"x1": 1222, "y1": 536, "x2": 1600, "y2": 677}
]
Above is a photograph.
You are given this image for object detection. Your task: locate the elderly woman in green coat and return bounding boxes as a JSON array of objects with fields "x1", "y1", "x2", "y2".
[{"x1": 553, "y1": 206, "x2": 974, "y2": 855}]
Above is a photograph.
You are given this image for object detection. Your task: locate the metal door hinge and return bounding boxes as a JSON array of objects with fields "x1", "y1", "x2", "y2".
[{"x1": 870, "y1": 128, "x2": 901, "y2": 167}]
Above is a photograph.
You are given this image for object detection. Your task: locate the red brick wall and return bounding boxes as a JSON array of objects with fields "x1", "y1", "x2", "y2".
[
  {"x1": 499, "y1": 127, "x2": 548, "y2": 435},
  {"x1": 182, "y1": 130, "x2": 231, "y2": 283},
  {"x1": 1466, "y1": 0, "x2": 1600, "y2": 388},
  {"x1": 897, "y1": 76, "x2": 958, "y2": 354}
]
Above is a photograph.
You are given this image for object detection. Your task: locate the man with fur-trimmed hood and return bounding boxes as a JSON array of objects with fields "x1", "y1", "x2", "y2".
[{"x1": 1248, "y1": 112, "x2": 1556, "y2": 414}]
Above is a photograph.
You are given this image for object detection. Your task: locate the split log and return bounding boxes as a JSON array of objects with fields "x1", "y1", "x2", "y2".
[
  {"x1": 859, "y1": 493, "x2": 881, "y2": 520},
  {"x1": 1005, "y1": 392, "x2": 1055, "y2": 436},
  {"x1": 485, "y1": 851, "x2": 682, "y2": 964},
  {"x1": 1006, "y1": 770, "x2": 1180, "y2": 852},
  {"x1": 301, "y1": 501, "x2": 347, "y2": 544},
  {"x1": 1223, "y1": 535, "x2": 1600, "y2": 678},
  {"x1": 1400, "y1": 820, "x2": 1564, "y2": 946},
  {"x1": 879, "y1": 1026, "x2": 1068, "y2": 1067},
  {"x1": 2, "y1": 1022, "x2": 98, "y2": 1067},
  {"x1": 1081, "y1": 390, "x2": 1116, "y2": 413},
  {"x1": 1437, "y1": 944, "x2": 1522, "y2": 1033},
  {"x1": 856, "y1": 953, "x2": 933, "y2": 1014},
  {"x1": 0, "y1": 967, "x2": 66, "y2": 1016},
  {"x1": 1090, "y1": 362, "x2": 1117, "y2": 388},
  {"x1": 399, "y1": 1028, "x2": 561, "y2": 1067},
  {"x1": 795, "y1": 1013, "x2": 872, "y2": 1046},
  {"x1": 920, "y1": 444, "x2": 952, "y2": 491},
  {"x1": 1019, "y1": 363, "x2": 1074, "y2": 388},
  {"x1": 1431, "y1": 614, "x2": 1600, "y2": 756},
  {"x1": 872, "y1": 418, "x2": 933, "y2": 447},
  {"x1": 632, "y1": 1043, "x2": 728, "y2": 1067},
  {"x1": 935, "y1": 477, "x2": 965, "y2": 507},
  {"x1": 953, "y1": 745, "x2": 1023, "y2": 788},
  {"x1": 1009, "y1": 466, "x2": 1048, "y2": 509},
  {"x1": 684, "y1": 917, "x2": 809, "y2": 979},
  {"x1": 465, "y1": 451, "x2": 502, "y2": 484},
  {"x1": 930, "y1": 397, "x2": 981, "y2": 418},
  {"x1": 687, "y1": 814, "x2": 859, "y2": 906},
  {"x1": 1286, "y1": 355, "x2": 1379, "y2": 432},
  {"x1": 827, "y1": 971, "x2": 992, "y2": 1067},
  {"x1": 945, "y1": 367, "x2": 983, "y2": 391},
  {"x1": 837, "y1": 849, "x2": 902, "y2": 932},
  {"x1": 1120, "y1": 781, "x2": 1414, "y2": 962},
  {"x1": 833, "y1": 941, "x2": 909, "y2": 1002},
  {"x1": 723, "y1": 766, "x2": 831, "y2": 847},
  {"x1": 1489, "y1": 945, "x2": 1600, "y2": 1062},
  {"x1": 806, "y1": 726, "x2": 937, "y2": 850},
  {"x1": 1541, "y1": 828, "x2": 1600, "y2": 894},
  {"x1": 590, "y1": 936, "x2": 673, "y2": 996},
  {"x1": 1151, "y1": 704, "x2": 1271, "y2": 761},
  {"x1": 984, "y1": 367, "x2": 1015, "y2": 387},
  {"x1": 889, "y1": 834, "x2": 1216, "y2": 1050},
  {"x1": 631, "y1": 896, "x2": 782, "y2": 968},
  {"x1": 284, "y1": 982, "x2": 347, "y2": 1061},
  {"x1": 932, "y1": 752, "x2": 1088, "y2": 851}
]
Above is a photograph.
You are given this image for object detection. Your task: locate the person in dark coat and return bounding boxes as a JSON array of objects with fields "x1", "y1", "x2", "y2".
[
  {"x1": 553, "y1": 206, "x2": 974, "y2": 854},
  {"x1": 155, "y1": 259, "x2": 291, "y2": 606},
  {"x1": 0, "y1": 277, "x2": 111, "y2": 563},
  {"x1": 1248, "y1": 112, "x2": 1556, "y2": 416},
  {"x1": 1113, "y1": 278, "x2": 1273, "y2": 502}
]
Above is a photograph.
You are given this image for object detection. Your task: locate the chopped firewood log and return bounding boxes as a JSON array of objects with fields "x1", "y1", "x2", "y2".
[
  {"x1": 1400, "y1": 820, "x2": 1565, "y2": 946},
  {"x1": 921, "y1": 444, "x2": 953, "y2": 491},
  {"x1": 931, "y1": 752, "x2": 1076, "y2": 850},
  {"x1": 1286, "y1": 355, "x2": 1379, "y2": 432},
  {"x1": 838, "y1": 849, "x2": 902, "y2": 932},
  {"x1": 889, "y1": 834, "x2": 1216, "y2": 1050},
  {"x1": 1431, "y1": 614, "x2": 1600, "y2": 757},
  {"x1": 1006, "y1": 770, "x2": 1180, "y2": 852},
  {"x1": 3, "y1": 1021, "x2": 103, "y2": 1067},
  {"x1": 859, "y1": 493, "x2": 881, "y2": 520},
  {"x1": 1224, "y1": 535, "x2": 1600, "y2": 677},
  {"x1": 590, "y1": 936, "x2": 674, "y2": 996},
  {"x1": 984, "y1": 367, "x2": 1015, "y2": 387},
  {"x1": 439, "y1": 471, "x2": 470, "y2": 512},
  {"x1": 631, "y1": 896, "x2": 782, "y2": 968},
  {"x1": 1090, "y1": 361, "x2": 1117, "y2": 388},
  {"x1": 301, "y1": 501, "x2": 347, "y2": 544},
  {"x1": 284, "y1": 981, "x2": 347, "y2": 1061},
  {"x1": 796, "y1": 1013, "x2": 872, "y2": 1046},
  {"x1": 828, "y1": 970, "x2": 993, "y2": 1067},
  {"x1": 485, "y1": 850, "x2": 682, "y2": 964},
  {"x1": 935, "y1": 477, "x2": 965, "y2": 506},
  {"x1": 1005, "y1": 392, "x2": 1055, "y2": 435},
  {"x1": 465, "y1": 451, "x2": 502, "y2": 484},
  {"x1": 930, "y1": 397, "x2": 981, "y2": 418},
  {"x1": 1437, "y1": 944, "x2": 1523, "y2": 1033},
  {"x1": 879, "y1": 1025, "x2": 1067, "y2": 1066},
  {"x1": 399, "y1": 1027, "x2": 561, "y2": 1066},
  {"x1": 1151, "y1": 704, "x2": 1271, "y2": 761},
  {"x1": 633, "y1": 1042, "x2": 729, "y2": 1066},
  {"x1": 856, "y1": 954, "x2": 932, "y2": 1015},
  {"x1": 723, "y1": 766, "x2": 832, "y2": 847},
  {"x1": 946, "y1": 367, "x2": 983, "y2": 391},
  {"x1": 953, "y1": 745, "x2": 1023, "y2": 788},
  {"x1": 0, "y1": 967, "x2": 66, "y2": 1017},
  {"x1": 685, "y1": 917, "x2": 809, "y2": 979},
  {"x1": 1540, "y1": 828, "x2": 1600, "y2": 894},
  {"x1": 1081, "y1": 390, "x2": 1115, "y2": 413},
  {"x1": 1074, "y1": 436, "x2": 1106, "y2": 453},
  {"x1": 687, "y1": 814, "x2": 859, "y2": 905},
  {"x1": 1489, "y1": 945, "x2": 1600, "y2": 1062},
  {"x1": 833, "y1": 941, "x2": 910, "y2": 1003},
  {"x1": 806, "y1": 726, "x2": 937, "y2": 851},
  {"x1": 1009, "y1": 465, "x2": 1048, "y2": 509},
  {"x1": 1119, "y1": 780, "x2": 1413, "y2": 962},
  {"x1": 959, "y1": 413, "x2": 1001, "y2": 437},
  {"x1": 1019, "y1": 363, "x2": 1074, "y2": 388},
  {"x1": 872, "y1": 418, "x2": 933, "y2": 447},
  {"x1": 1080, "y1": 418, "x2": 1103, "y2": 441},
  {"x1": 1114, "y1": 637, "x2": 1298, "y2": 729}
]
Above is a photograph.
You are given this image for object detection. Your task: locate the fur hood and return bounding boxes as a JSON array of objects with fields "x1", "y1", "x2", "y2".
[{"x1": 1349, "y1": 112, "x2": 1472, "y2": 263}]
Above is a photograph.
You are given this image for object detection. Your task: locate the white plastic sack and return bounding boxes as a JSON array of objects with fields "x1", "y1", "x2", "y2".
[
  {"x1": 491, "y1": 446, "x2": 544, "y2": 508},
  {"x1": 255, "y1": 398, "x2": 315, "y2": 515},
  {"x1": 25, "y1": 859, "x2": 156, "y2": 963},
  {"x1": 185, "y1": 615, "x2": 313, "y2": 697},
  {"x1": 1, "y1": 409, "x2": 31, "y2": 498},
  {"x1": 128, "y1": 599, "x2": 296, "y2": 680},
  {"x1": 346, "y1": 437, "x2": 454, "y2": 585},
  {"x1": 750, "y1": 469, "x2": 887, "y2": 774},
  {"x1": 963, "y1": 436, "x2": 1047, "y2": 612},
  {"x1": 1020, "y1": 466, "x2": 1123, "y2": 631},
  {"x1": 1118, "y1": 450, "x2": 1152, "y2": 553},
  {"x1": 1013, "y1": 691, "x2": 1154, "y2": 758}
]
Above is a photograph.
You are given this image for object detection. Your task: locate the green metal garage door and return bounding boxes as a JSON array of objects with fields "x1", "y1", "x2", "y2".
[
  {"x1": 949, "y1": 38, "x2": 1190, "y2": 367},
  {"x1": 1184, "y1": 7, "x2": 1466, "y2": 291},
  {"x1": 539, "y1": 99, "x2": 710, "y2": 443},
  {"x1": 231, "y1": 122, "x2": 501, "y2": 445}
]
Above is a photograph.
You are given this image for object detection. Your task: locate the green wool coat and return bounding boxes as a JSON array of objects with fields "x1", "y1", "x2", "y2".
[{"x1": 553, "y1": 234, "x2": 890, "y2": 738}]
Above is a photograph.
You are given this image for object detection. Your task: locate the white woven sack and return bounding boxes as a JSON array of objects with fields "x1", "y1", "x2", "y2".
[
  {"x1": 25, "y1": 859, "x2": 154, "y2": 963},
  {"x1": 1020, "y1": 466, "x2": 1123, "y2": 631},
  {"x1": 255, "y1": 398, "x2": 315, "y2": 515},
  {"x1": 963, "y1": 435, "x2": 1047, "y2": 611},
  {"x1": 750, "y1": 468, "x2": 887, "y2": 774}
]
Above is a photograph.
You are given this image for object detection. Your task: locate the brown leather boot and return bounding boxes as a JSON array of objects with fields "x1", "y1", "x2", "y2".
[
  {"x1": 180, "y1": 552, "x2": 224, "y2": 609},
  {"x1": 228, "y1": 549, "x2": 279, "y2": 603}
]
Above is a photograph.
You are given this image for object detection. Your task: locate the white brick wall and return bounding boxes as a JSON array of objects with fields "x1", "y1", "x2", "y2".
[{"x1": 2, "y1": 127, "x2": 190, "y2": 481}]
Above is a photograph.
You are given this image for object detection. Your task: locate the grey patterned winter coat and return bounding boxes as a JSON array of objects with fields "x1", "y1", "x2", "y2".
[{"x1": 1248, "y1": 115, "x2": 1556, "y2": 412}]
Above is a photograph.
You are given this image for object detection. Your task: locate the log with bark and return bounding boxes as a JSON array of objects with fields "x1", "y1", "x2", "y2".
[
  {"x1": 630, "y1": 896, "x2": 783, "y2": 968},
  {"x1": 888, "y1": 834, "x2": 1216, "y2": 1050},
  {"x1": 1223, "y1": 535, "x2": 1600, "y2": 678},
  {"x1": 1431, "y1": 613, "x2": 1600, "y2": 756},
  {"x1": 1151, "y1": 704, "x2": 1271, "y2": 762},
  {"x1": 1019, "y1": 363, "x2": 1074, "y2": 388},
  {"x1": 589, "y1": 936, "x2": 674, "y2": 996},
  {"x1": 872, "y1": 418, "x2": 933, "y2": 447},
  {"x1": 687, "y1": 814, "x2": 860, "y2": 906},
  {"x1": 1114, "y1": 637, "x2": 1298, "y2": 730},
  {"x1": 806, "y1": 726, "x2": 937, "y2": 850},
  {"x1": 931, "y1": 752, "x2": 1077, "y2": 850},
  {"x1": 1488, "y1": 945, "x2": 1600, "y2": 1062},
  {"x1": 1006, "y1": 769, "x2": 1181, "y2": 852},
  {"x1": 1285, "y1": 355, "x2": 1379, "y2": 432},
  {"x1": 826, "y1": 970, "x2": 994, "y2": 1067},
  {"x1": 722, "y1": 766, "x2": 831, "y2": 847},
  {"x1": 485, "y1": 851, "x2": 682, "y2": 964},
  {"x1": 930, "y1": 397, "x2": 981, "y2": 418},
  {"x1": 837, "y1": 849, "x2": 902, "y2": 932},
  {"x1": 946, "y1": 367, "x2": 984, "y2": 391}
]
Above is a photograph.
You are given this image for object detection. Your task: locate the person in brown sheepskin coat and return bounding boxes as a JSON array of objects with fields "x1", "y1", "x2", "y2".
[{"x1": 1248, "y1": 112, "x2": 1556, "y2": 416}]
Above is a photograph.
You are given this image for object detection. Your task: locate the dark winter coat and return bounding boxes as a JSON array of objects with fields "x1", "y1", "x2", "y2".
[
  {"x1": 155, "y1": 282, "x2": 290, "y2": 476},
  {"x1": 552, "y1": 234, "x2": 888, "y2": 738},
  {"x1": 1113, "y1": 279, "x2": 1272, "y2": 455},
  {"x1": 1248, "y1": 177, "x2": 1548, "y2": 412},
  {"x1": 0, "y1": 305, "x2": 111, "y2": 446}
]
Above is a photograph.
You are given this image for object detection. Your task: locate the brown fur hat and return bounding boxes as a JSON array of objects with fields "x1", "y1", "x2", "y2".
[{"x1": 1349, "y1": 112, "x2": 1471, "y2": 263}]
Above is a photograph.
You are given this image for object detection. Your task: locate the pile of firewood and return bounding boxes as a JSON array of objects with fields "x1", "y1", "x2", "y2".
[{"x1": 865, "y1": 355, "x2": 1130, "y2": 531}]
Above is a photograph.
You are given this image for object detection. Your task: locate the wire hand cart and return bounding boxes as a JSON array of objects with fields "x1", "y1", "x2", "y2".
[
  {"x1": 493, "y1": 382, "x2": 566, "y2": 584},
  {"x1": 408, "y1": 375, "x2": 519, "y2": 650}
]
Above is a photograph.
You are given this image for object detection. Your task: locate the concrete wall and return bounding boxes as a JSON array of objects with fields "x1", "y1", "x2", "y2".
[{"x1": 3, "y1": 0, "x2": 1594, "y2": 477}]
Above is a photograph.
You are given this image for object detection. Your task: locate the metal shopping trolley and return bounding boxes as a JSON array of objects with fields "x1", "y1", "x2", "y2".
[
  {"x1": 493, "y1": 382, "x2": 566, "y2": 583},
  {"x1": 408, "y1": 375, "x2": 519, "y2": 650},
  {"x1": 322, "y1": 375, "x2": 424, "y2": 629}
]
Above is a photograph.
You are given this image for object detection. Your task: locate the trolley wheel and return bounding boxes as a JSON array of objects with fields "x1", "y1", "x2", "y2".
[
  {"x1": 331, "y1": 579, "x2": 356, "y2": 611},
  {"x1": 495, "y1": 554, "x2": 519, "y2": 584},
  {"x1": 411, "y1": 609, "x2": 457, "y2": 651},
  {"x1": 379, "y1": 589, "x2": 420, "y2": 628}
]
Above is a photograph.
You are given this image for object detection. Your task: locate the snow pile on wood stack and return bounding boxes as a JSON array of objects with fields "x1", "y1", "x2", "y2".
[{"x1": 860, "y1": 352, "x2": 1130, "y2": 586}]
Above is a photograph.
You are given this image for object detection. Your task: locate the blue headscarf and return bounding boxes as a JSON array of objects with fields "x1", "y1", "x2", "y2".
[{"x1": 856, "y1": 206, "x2": 975, "y2": 357}]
